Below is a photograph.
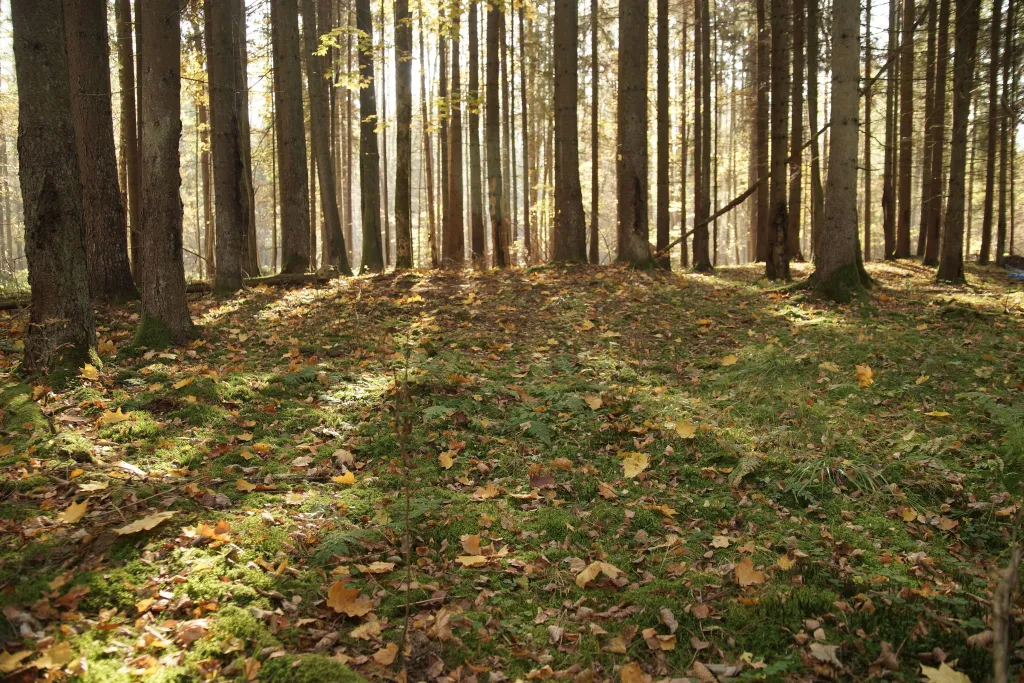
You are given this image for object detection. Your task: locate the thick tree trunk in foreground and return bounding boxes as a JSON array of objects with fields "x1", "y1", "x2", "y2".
[
  {"x1": 468, "y1": 0, "x2": 486, "y2": 265},
  {"x1": 616, "y1": 0, "x2": 652, "y2": 265},
  {"x1": 270, "y1": 0, "x2": 311, "y2": 274},
  {"x1": 394, "y1": 0, "x2": 413, "y2": 268},
  {"x1": 136, "y1": 0, "x2": 195, "y2": 343},
  {"x1": 64, "y1": 0, "x2": 137, "y2": 301},
  {"x1": 812, "y1": 0, "x2": 871, "y2": 301},
  {"x1": 12, "y1": 0, "x2": 96, "y2": 372},
  {"x1": 206, "y1": 0, "x2": 246, "y2": 292},
  {"x1": 937, "y1": 0, "x2": 982, "y2": 282},
  {"x1": 114, "y1": 0, "x2": 141, "y2": 277},
  {"x1": 553, "y1": 0, "x2": 587, "y2": 262},
  {"x1": 355, "y1": 0, "x2": 382, "y2": 272},
  {"x1": 444, "y1": 3, "x2": 465, "y2": 266},
  {"x1": 896, "y1": 0, "x2": 915, "y2": 257},
  {"x1": 303, "y1": 0, "x2": 353, "y2": 274},
  {"x1": 487, "y1": 2, "x2": 508, "y2": 267},
  {"x1": 766, "y1": 0, "x2": 791, "y2": 280}
]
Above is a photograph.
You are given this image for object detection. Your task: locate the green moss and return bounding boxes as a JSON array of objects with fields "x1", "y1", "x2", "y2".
[
  {"x1": 0, "y1": 383, "x2": 51, "y2": 447},
  {"x1": 134, "y1": 313, "x2": 176, "y2": 349},
  {"x1": 258, "y1": 654, "x2": 364, "y2": 683},
  {"x1": 812, "y1": 263, "x2": 872, "y2": 303}
]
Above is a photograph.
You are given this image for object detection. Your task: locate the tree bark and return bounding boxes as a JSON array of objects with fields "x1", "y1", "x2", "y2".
[
  {"x1": 680, "y1": 7, "x2": 689, "y2": 268},
  {"x1": 235, "y1": 0, "x2": 259, "y2": 276},
  {"x1": 355, "y1": 0, "x2": 382, "y2": 272},
  {"x1": 12, "y1": 0, "x2": 97, "y2": 372},
  {"x1": 439, "y1": 8, "x2": 450, "y2": 258},
  {"x1": 937, "y1": 0, "x2": 982, "y2": 282},
  {"x1": 655, "y1": 0, "x2": 670, "y2": 267},
  {"x1": 692, "y1": 0, "x2": 713, "y2": 270},
  {"x1": 980, "y1": 0, "x2": 1002, "y2": 264},
  {"x1": 270, "y1": 0, "x2": 311, "y2": 274},
  {"x1": 807, "y1": 0, "x2": 825, "y2": 255},
  {"x1": 767, "y1": 0, "x2": 791, "y2": 280},
  {"x1": 882, "y1": 0, "x2": 900, "y2": 258},
  {"x1": 521, "y1": 3, "x2": 533, "y2": 264},
  {"x1": 552, "y1": 0, "x2": 587, "y2": 261},
  {"x1": 395, "y1": 0, "x2": 413, "y2": 268},
  {"x1": 616, "y1": 0, "x2": 652, "y2": 265},
  {"x1": 923, "y1": 0, "x2": 951, "y2": 265},
  {"x1": 997, "y1": 0, "x2": 1015, "y2": 264},
  {"x1": 487, "y1": 0, "x2": 508, "y2": 267},
  {"x1": 444, "y1": 1, "x2": 465, "y2": 266},
  {"x1": 896, "y1": 0, "x2": 916, "y2": 257},
  {"x1": 64, "y1": 0, "x2": 137, "y2": 301},
  {"x1": 418, "y1": 9, "x2": 438, "y2": 267},
  {"x1": 863, "y1": 0, "x2": 873, "y2": 262},
  {"x1": 812, "y1": 0, "x2": 871, "y2": 300},
  {"x1": 136, "y1": 0, "x2": 195, "y2": 343},
  {"x1": 788, "y1": 0, "x2": 805, "y2": 261},
  {"x1": 114, "y1": 0, "x2": 141, "y2": 278},
  {"x1": 917, "y1": 0, "x2": 939, "y2": 257},
  {"x1": 755, "y1": 0, "x2": 770, "y2": 261},
  {"x1": 468, "y1": 0, "x2": 485, "y2": 264}
]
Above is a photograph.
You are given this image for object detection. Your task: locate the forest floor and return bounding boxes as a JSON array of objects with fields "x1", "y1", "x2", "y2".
[{"x1": 0, "y1": 261, "x2": 1023, "y2": 682}]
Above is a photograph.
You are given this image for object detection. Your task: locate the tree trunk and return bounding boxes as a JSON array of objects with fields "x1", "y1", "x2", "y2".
[
  {"x1": 439, "y1": 8, "x2": 450, "y2": 259},
  {"x1": 923, "y1": 0, "x2": 951, "y2": 265},
  {"x1": 655, "y1": 0, "x2": 670, "y2": 267},
  {"x1": 997, "y1": 0, "x2": 1015, "y2": 264},
  {"x1": 235, "y1": 0, "x2": 259, "y2": 276},
  {"x1": 680, "y1": 7, "x2": 689, "y2": 268},
  {"x1": 114, "y1": 0, "x2": 141, "y2": 278},
  {"x1": 980, "y1": 0, "x2": 1002, "y2": 264},
  {"x1": 270, "y1": 0, "x2": 311, "y2": 274},
  {"x1": 487, "y1": 0, "x2": 508, "y2": 267},
  {"x1": 812, "y1": 0, "x2": 871, "y2": 300},
  {"x1": 917, "y1": 0, "x2": 938, "y2": 257},
  {"x1": 807, "y1": 0, "x2": 825, "y2": 255},
  {"x1": 206, "y1": 0, "x2": 246, "y2": 292},
  {"x1": 500, "y1": 10, "x2": 513, "y2": 250},
  {"x1": 616, "y1": 0, "x2": 652, "y2": 265},
  {"x1": 552, "y1": 0, "x2": 587, "y2": 261},
  {"x1": 354, "y1": 0, "x2": 382, "y2": 272},
  {"x1": 301, "y1": 0, "x2": 352, "y2": 274},
  {"x1": 788, "y1": 0, "x2": 805, "y2": 261},
  {"x1": 444, "y1": 2, "x2": 465, "y2": 266},
  {"x1": 767, "y1": 0, "x2": 791, "y2": 280},
  {"x1": 64, "y1": 0, "x2": 137, "y2": 301},
  {"x1": 937, "y1": 0, "x2": 982, "y2": 282},
  {"x1": 882, "y1": 0, "x2": 900, "y2": 258},
  {"x1": 200, "y1": 101, "x2": 215, "y2": 279},
  {"x1": 468, "y1": 0, "x2": 485, "y2": 264},
  {"x1": 136, "y1": 0, "x2": 195, "y2": 343},
  {"x1": 418, "y1": 9, "x2": 438, "y2": 268},
  {"x1": 755, "y1": 0, "x2": 770, "y2": 261},
  {"x1": 394, "y1": 0, "x2": 413, "y2": 268},
  {"x1": 521, "y1": 3, "x2": 533, "y2": 264},
  {"x1": 12, "y1": 0, "x2": 97, "y2": 372},
  {"x1": 863, "y1": 0, "x2": 873, "y2": 262},
  {"x1": 896, "y1": 0, "x2": 916, "y2": 257},
  {"x1": 378, "y1": 1, "x2": 391, "y2": 266}
]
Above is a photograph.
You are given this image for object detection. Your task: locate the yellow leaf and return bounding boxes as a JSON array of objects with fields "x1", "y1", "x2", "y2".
[
  {"x1": 620, "y1": 662, "x2": 649, "y2": 683},
  {"x1": 97, "y1": 339, "x2": 116, "y2": 355},
  {"x1": 114, "y1": 511, "x2": 175, "y2": 535},
  {"x1": 777, "y1": 553, "x2": 797, "y2": 570},
  {"x1": 920, "y1": 663, "x2": 972, "y2": 683},
  {"x1": 711, "y1": 535, "x2": 731, "y2": 548},
  {"x1": 0, "y1": 650, "x2": 33, "y2": 673},
  {"x1": 325, "y1": 581, "x2": 374, "y2": 617},
  {"x1": 98, "y1": 407, "x2": 131, "y2": 425},
  {"x1": 439, "y1": 451, "x2": 455, "y2": 470},
  {"x1": 855, "y1": 364, "x2": 874, "y2": 388},
  {"x1": 575, "y1": 561, "x2": 623, "y2": 589},
  {"x1": 735, "y1": 557, "x2": 766, "y2": 586},
  {"x1": 622, "y1": 452, "x2": 649, "y2": 479},
  {"x1": 77, "y1": 480, "x2": 108, "y2": 492},
  {"x1": 584, "y1": 395, "x2": 603, "y2": 410},
  {"x1": 456, "y1": 555, "x2": 489, "y2": 567},
  {"x1": 331, "y1": 471, "x2": 356, "y2": 485},
  {"x1": 901, "y1": 506, "x2": 918, "y2": 522},
  {"x1": 236, "y1": 478, "x2": 258, "y2": 492},
  {"x1": 675, "y1": 421, "x2": 697, "y2": 439},
  {"x1": 721, "y1": 354, "x2": 738, "y2": 366},
  {"x1": 473, "y1": 483, "x2": 499, "y2": 500},
  {"x1": 581, "y1": 319, "x2": 595, "y2": 331},
  {"x1": 34, "y1": 641, "x2": 73, "y2": 670},
  {"x1": 818, "y1": 361, "x2": 841, "y2": 373},
  {"x1": 373, "y1": 642, "x2": 399, "y2": 666},
  {"x1": 80, "y1": 364, "x2": 100, "y2": 381},
  {"x1": 916, "y1": 375, "x2": 930, "y2": 385},
  {"x1": 69, "y1": 468, "x2": 84, "y2": 479},
  {"x1": 924, "y1": 411, "x2": 951, "y2": 418},
  {"x1": 357, "y1": 561, "x2": 395, "y2": 574},
  {"x1": 173, "y1": 377, "x2": 194, "y2": 389},
  {"x1": 285, "y1": 492, "x2": 306, "y2": 505},
  {"x1": 61, "y1": 500, "x2": 88, "y2": 524}
]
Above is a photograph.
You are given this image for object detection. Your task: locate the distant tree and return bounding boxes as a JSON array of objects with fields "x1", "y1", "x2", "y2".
[
  {"x1": 863, "y1": 0, "x2": 873, "y2": 262},
  {"x1": 394, "y1": 0, "x2": 413, "y2": 268},
  {"x1": 444, "y1": 0, "x2": 465, "y2": 266},
  {"x1": 896, "y1": 0, "x2": 915, "y2": 257},
  {"x1": 590, "y1": 0, "x2": 600, "y2": 264},
  {"x1": 355, "y1": 0, "x2": 383, "y2": 272},
  {"x1": 811, "y1": 0, "x2": 871, "y2": 300},
  {"x1": 487, "y1": 0, "x2": 508, "y2": 267},
  {"x1": 655, "y1": 0, "x2": 670, "y2": 267},
  {"x1": 136, "y1": 0, "x2": 195, "y2": 343},
  {"x1": 616, "y1": 0, "x2": 652, "y2": 265},
  {"x1": 468, "y1": 0, "x2": 486, "y2": 265},
  {"x1": 234, "y1": 0, "x2": 259, "y2": 276},
  {"x1": 64, "y1": 0, "x2": 137, "y2": 301},
  {"x1": 981, "y1": 0, "x2": 1003, "y2": 265},
  {"x1": 553, "y1": 0, "x2": 587, "y2": 262},
  {"x1": 114, "y1": 0, "x2": 141, "y2": 275},
  {"x1": 996, "y1": 0, "x2": 1016, "y2": 265},
  {"x1": 270, "y1": 0, "x2": 311, "y2": 274},
  {"x1": 754, "y1": 0, "x2": 770, "y2": 260},
  {"x1": 692, "y1": 0, "x2": 713, "y2": 270},
  {"x1": 807, "y1": 0, "x2": 825, "y2": 253},
  {"x1": 937, "y1": 0, "x2": 982, "y2": 282},
  {"x1": 418, "y1": 8, "x2": 439, "y2": 267},
  {"x1": 881, "y1": 0, "x2": 900, "y2": 258},
  {"x1": 766, "y1": 0, "x2": 791, "y2": 280},
  {"x1": 788, "y1": 0, "x2": 805, "y2": 261},
  {"x1": 12, "y1": 0, "x2": 96, "y2": 372},
  {"x1": 922, "y1": 0, "x2": 951, "y2": 265}
]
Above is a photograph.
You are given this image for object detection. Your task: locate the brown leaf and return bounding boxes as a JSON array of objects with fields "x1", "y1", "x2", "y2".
[{"x1": 735, "y1": 556, "x2": 766, "y2": 586}]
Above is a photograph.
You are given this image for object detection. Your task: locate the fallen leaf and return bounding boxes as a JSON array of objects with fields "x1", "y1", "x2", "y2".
[
  {"x1": 173, "y1": 377, "x2": 194, "y2": 389},
  {"x1": 0, "y1": 650, "x2": 33, "y2": 673},
  {"x1": 439, "y1": 451, "x2": 455, "y2": 469},
  {"x1": 711, "y1": 535, "x2": 731, "y2": 548},
  {"x1": 80, "y1": 364, "x2": 100, "y2": 381},
  {"x1": 473, "y1": 483, "x2": 499, "y2": 500},
  {"x1": 236, "y1": 478, "x2": 258, "y2": 492},
  {"x1": 619, "y1": 662, "x2": 649, "y2": 683},
  {"x1": 735, "y1": 557, "x2": 766, "y2": 586},
  {"x1": 98, "y1": 408, "x2": 131, "y2": 425},
  {"x1": 357, "y1": 561, "x2": 395, "y2": 574},
  {"x1": 721, "y1": 354, "x2": 738, "y2": 366},
  {"x1": 659, "y1": 607, "x2": 678, "y2": 634},
  {"x1": 326, "y1": 582, "x2": 374, "y2": 617},
  {"x1": 809, "y1": 642, "x2": 842, "y2": 667},
  {"x1": 34, "y1": 641, "x2": 74, "y2": 670},
  {"x1": 924, "y1": 411, "x2": 952, "y2": 418},
  {"x1": 855, "y1": 364, "x2": 874, "y2": 388},
  {"x1": 818, "y1": 361, "x2": 841, "y2": 372},
  {"x1": 584, "y1": 395, "x2": 603, "y2": 410},
  {"x1": 114, "y1": 511, "x2": 176, "y2": 536},
  {"x1": 621, "y1": 452, "x2": 649, "y2": 479},
  {"x1": 675, "y1": 420, "x2": 697, "y2": 439},
  {"x1": 456, "y1": 555, "x2": 488, "y2": 567},
  {"x1": 331, "y1": 471, "x2": 356, "y2": 485},
  {"x1": 920, "y1": 663, "x2": 971, "y2": 683},
  {"x1": 77, "y1": 480, "x2": 109, "y2": 492},
  {"x1": 575, "y1": 560, "x2": 623, "y2": 588},
  {"x1": 61, "y1": 500, "x2": 88, "y2": 524},
  {"x1": 777, "y1": 553, "x2": 797, "y2": 570},
  {"x1": 373, "y1": 642, "x2": 399, "y2": 666}
]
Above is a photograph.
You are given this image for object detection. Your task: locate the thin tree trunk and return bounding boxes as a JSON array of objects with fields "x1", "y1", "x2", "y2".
[
  {"x1": 444, "y1": 1, "x2": 465, "y2": 266},
  {"x1": 617, "y1": 0, "x2": 652, "y2": 265},
  {"x1": 521, "y1": 3, "x2": 533, "y2": 264},
  {"x1": 980, "y1": 0, "x2": 1003, "y2": 264},
  {"x1": 680, "y1": 7, "x2": 689, "y2": 267},
  {"x1": 487, "y1": 0, "x2": 508, "y2": 266},
  {"x1": 469, "y1": 0, "x2": 486, "y2": 264},
  {"x1": 355, "y1": 0, "x2": 383, "y2": 272},
  {"x1": 788, "y1": 0, "x2": 805, "y2": 261},
  {"x1": 997, "y1": 0, "x2": 1016, "y2": 264},
  {"x1": 270, "y1": 0, "x2": 311, "y2": 273},
  {"x1": 754, "y1": 0, "x2": 770, "y2": 262},
  {"x1": 201, "y1": 102, "x2": 214, "y2": 279},
  {"x1": 589, "y1": 0, "x2": 600, "y2": 264},
  {"x1": 500, "y1": 10, "x2": 513, "y2": 252},
  {"x1": 439, "y1": 8, "x2": 450, "y2": 256},
  {"x1": 655, "y1": 0, "x2": 670, "y2": 266},
  {"x1": 64, "y1": 0, "x2": 137, "y2": 301},
  {"x1": 379, "y1": 0, "x2": 391, "y2": 266},
  {"x1": 136, "y1": 0, "x2": 195, "y2": 342},
  {"x1": 882, "y1": 0, "x2": 900, "y2": 258},
  {"x1": 419, "y1": 9, "x2": 438, "y2": 267},
  {"x1": 923, "y1": 0, "x2": 951, "y2": 265},
  {"x1": 896, "y1": 0, "x2": 916, "y2": 257},
  {"x1": 553, "y1": 0, "x2": 587, "y2": 261},
  {"x1": 767, "y1": 0, "x2": 791, "y2": 280},
  {"x1": 937, "y1": 0, "x2": 981, "y2": 281},
  {"x1": 236, "y1": 0, "x2": 259, "y2": 276},
  {"x1": 302, "y1": 0, "x2": 352, "y2": 273},
  {"x1": 394, "y1": 0, "x2": 413, "y2": 268},
  {"x1": 114, "y1": 0, "x2": 141, "y2": 278},
  {"x1": 808, "y1": 0, "x2": 825, "y2": 255},
  {"x1": 12, "y1": 0, "x2": 97, "y2": 371},
  {"x1": 863, "y1": 0, "x2": 873, "y2": 262},
  {"x1": 918, "y1": 0, "x2": 938, "y2": 257}
]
